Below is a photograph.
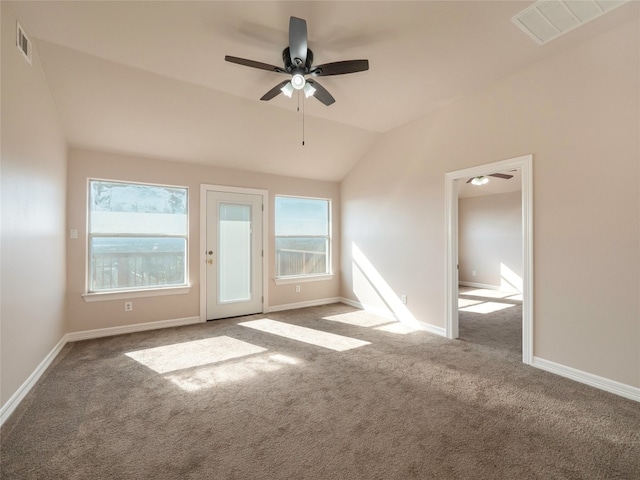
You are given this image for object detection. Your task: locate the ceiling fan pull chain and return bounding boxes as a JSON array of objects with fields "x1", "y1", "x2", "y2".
[{"x1": 302, "y1": 93, "x2": 305, "y2": 146}]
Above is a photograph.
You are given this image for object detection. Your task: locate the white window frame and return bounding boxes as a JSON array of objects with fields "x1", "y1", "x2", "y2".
[
  {"x1": 83, "y1": 179, "x2": 190, "y2": 302},
  {"x1": 274, "y1": 195, "x2": 333, "y2": 284}
]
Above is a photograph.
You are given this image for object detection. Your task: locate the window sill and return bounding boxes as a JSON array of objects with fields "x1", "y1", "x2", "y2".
[
  {"x1": 274, "y1": 274, "x2": 334, "y2": 286},
  {"x1": 82, "y1": 286, "x2": 191, "y2": 303}
]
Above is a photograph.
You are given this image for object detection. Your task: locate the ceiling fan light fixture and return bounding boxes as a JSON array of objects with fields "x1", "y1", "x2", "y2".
[
  {"x1": 280, "y1": 82, "x2": 294, "y2": 98},
  {"x1": 225, "y1": 16, "x2": 368, "y2": 107},
  {"x1": 291, "y1": 73, "x2": 305, "y2": 90},
  {"x1": 303, "y1": 82, "x2": 316, "y2": 98},
  {"x1": 471, "y1": 176, "x2": 489, "y2": 186}
]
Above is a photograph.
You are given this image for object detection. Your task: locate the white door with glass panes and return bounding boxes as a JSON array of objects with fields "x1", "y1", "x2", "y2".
[{"x1": 206, "y1": 191, "x2": 263, "y2": 320}]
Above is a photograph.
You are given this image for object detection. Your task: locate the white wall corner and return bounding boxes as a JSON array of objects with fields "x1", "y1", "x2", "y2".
[
  {"x1": 0, "y1": 336, "x2": 67, "y2": 427},
  {"x1": 1, "y1": 315, "x2": 205, "y2": 426},
  {"x1": 339, "y1": 298, "x2": 446, "y2": 337}
]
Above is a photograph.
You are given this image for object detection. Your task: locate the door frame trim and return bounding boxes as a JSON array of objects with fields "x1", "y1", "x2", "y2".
[
  {"x1": 444, "y1": 154, "x2": 534, "y2": 365},
  {"x1": 199, "y1": 184, "x2": 269, "y2": 322}
]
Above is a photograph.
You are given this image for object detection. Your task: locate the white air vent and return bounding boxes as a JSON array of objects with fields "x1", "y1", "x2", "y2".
[
  {"x1": 16, "y1": 22, "x2": 32, "y2": 65},
  {"x1": 512, "y1": 0, "x2": 631, "y2": 45}
]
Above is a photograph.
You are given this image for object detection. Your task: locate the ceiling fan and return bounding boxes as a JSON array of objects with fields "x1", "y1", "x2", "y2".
[
  {"x1": 467, "y1": 173, "x2": 514, "y2": 185},
  {"x1": 224, "y1": 16, "x2": 369, "y2": 106}
]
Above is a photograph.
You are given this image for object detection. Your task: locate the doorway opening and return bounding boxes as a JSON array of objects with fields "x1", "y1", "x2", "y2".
[{"x1": 445, "y1": 155, "x2": 533, "y2": 364}]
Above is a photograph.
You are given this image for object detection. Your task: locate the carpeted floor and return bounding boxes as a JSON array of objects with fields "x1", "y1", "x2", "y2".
[
  {"x1": 2, "y1": 302, "x2": 639, "y2": 479},
  {"x1": 458, "y1": 286, "x2": 523, "y2": 354}
]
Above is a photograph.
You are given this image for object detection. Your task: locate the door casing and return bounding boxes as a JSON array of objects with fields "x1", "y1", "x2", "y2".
[
  {"x1": 200, "y1": 184, "x2": 268, "y2": 322},
  {"x1": 444, "y1": 154, "x2": 534, "y2": 365}
]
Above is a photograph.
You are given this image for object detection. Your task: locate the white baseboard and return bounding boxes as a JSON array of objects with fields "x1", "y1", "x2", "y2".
[
  {"x1": 65, "y1": 316, "x2": 202, "y2": 342},
  {"x1": 0, "y1": 335, "x2": 67, "y2": 426},
  {"x1": 459, "y1": 281, "x2": 518, "y2": 292},
  {"x1": 339, "y1": 297, "x2": 446, "y2": 337},
  {"x1": 532, "y1": 357, "x2": 640, "y2": 403},
  {"x1": 4, "y1": 314, "x2": 636, "y2": 430},
  {"x1": 416, "y1": 322, "x2": 446, "y2": 337},
  {"x1": 1, "y1": 316, "x2": 202, "y2": 427},
  {"x1": 340, "y1": 297, "x2": 396, "y2": 320},
  {"x1": 266, "y1": 297, "x2": 341, "y2": 313}
]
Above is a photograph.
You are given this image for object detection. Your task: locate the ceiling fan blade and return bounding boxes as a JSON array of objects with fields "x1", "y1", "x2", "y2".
[
  {"x1": 310, "y1": 59, "x2": 369, "y2": 76},
  {"x1": 260, "y1": 81, "x2": 290, "y2": 101},
  {"x1": 225, "y1": 55, "x2": 285, "y2": 73},
  {"x1": 306, "y1": 79, "x2": 335, "y2": 106},
  {"x1": 489, "y1": 173, "x2": 514, "y2": 180},
  {"x1": 289, "y1": 17, "x2": 308, "y2": 67}
]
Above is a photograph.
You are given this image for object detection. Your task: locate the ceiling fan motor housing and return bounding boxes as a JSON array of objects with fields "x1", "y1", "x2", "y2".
[{"x1": 282, "y1": 47, "x2": 314, "y2": 73}]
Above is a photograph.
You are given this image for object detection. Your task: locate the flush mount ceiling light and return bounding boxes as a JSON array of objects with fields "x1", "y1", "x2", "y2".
[
  {"x1": 471, "y1": 176, "x2": 490, "y2": 186},
  {"x1": 512, "y1": 0, "x2": 631, "y2": 45}
]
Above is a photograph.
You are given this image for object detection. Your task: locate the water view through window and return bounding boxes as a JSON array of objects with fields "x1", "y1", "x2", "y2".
[{"x1": 89, "y1": 181, "x2": 188, "y2": 292}]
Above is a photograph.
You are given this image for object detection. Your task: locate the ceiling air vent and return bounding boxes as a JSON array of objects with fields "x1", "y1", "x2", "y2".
[
  {"x1": 16, "y1": 22, "x2": 32, "y2": 65},
  {"x1": 512, "y1": 0, "x2": 631, "y2": 45}
]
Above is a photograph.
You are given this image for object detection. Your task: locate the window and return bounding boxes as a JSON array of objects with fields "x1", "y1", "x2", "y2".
[
  {"x1": 275, "y1": 196, "x2": 330, "y2": 278},
  {"x1": 88, "y1": 180, "x2": 188, "y2": 293}
]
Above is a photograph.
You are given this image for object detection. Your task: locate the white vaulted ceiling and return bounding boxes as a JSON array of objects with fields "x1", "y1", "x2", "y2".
[{"x1": 9, "y1": 1, "x2": 638, "y2": 181}]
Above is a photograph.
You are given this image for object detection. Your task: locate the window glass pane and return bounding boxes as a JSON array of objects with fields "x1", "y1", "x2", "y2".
[
  {"x1": 219, "y1": 204, "x2": 251, "y2": 303},
  {"x1": 275, "y1": 197, "x2": 328, "y2": 236},
  {"x1": 90, "y1": 181, "x2": 187, "y2": 235},
  {"x1": 275, "y1": 196, "x2": 330, "y2": 277},
  {"x1": 88, "y1": 180, "x2": 188, "y2": 293},
  {"x1": 90, "y1": 237, "x2": 186, "y2": 291}
]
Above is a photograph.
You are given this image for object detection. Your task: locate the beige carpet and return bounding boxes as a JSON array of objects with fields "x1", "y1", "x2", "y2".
[
  {"x1": 2, "y1": 303, "x2": 639, "y2": 479},
  {"x1": 458, "y1": 286, "x2": 523, "y2": 354}
]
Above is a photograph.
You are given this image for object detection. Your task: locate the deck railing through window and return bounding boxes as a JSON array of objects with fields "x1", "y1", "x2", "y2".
[
  {"x1": 91, "y1": 251, "x2": 185, "y2": 291},
  {"x1": 276, "y1": 248, "x2": 327, "y2": 277}
]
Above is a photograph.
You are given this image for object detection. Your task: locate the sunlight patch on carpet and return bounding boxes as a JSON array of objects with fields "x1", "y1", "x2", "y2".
[
  {"x1": 125, "y1": 336, "x2": 266, "y2": 374},
  {"x1": 375, "y1": 322, "x2": 422, "y2": 334},
  {"x1": 459, "y1": 302, "x2": 516, "y2": 314},
  {"x1": 164, "y1": 353, "x2": 300, "y2": 392},
  {"x1": 323, "y1": 311, "x2": 390, "y2": 327},
  {"x1": 458, "y1": 298, "x2": 483, "y2": 308},
  {"x1": 239, "y1": 319, "x2": 370, "y2": 351}
]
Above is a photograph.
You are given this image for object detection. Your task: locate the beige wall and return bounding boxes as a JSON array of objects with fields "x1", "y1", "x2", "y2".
[
  {"x1": 1, "y1": 4, "x2": 68, "y2": 407},
  {"x1": 459, "y1": 191, "x2": 522, "y2": 290},
  {"x1": 341, "y1": 20, "x2": 639, "y2": 387},
  {"x1": 66, "y1": 148, "x2": 340, "y2": 333}
]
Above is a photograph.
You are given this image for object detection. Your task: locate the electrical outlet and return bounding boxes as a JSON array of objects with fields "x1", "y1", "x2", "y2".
[
  {"x1": 69, "y1": 229, "x2": 78, "y2": 239},
  {"x1": 472, "y1": 270, "x2": 477, "y2": 277},
  {"x1": 401, "y1": 295, "x2": 407, "y2": 304},
  {"x1": 124, "y1": 302, "x2": 133, "y2": 312},
  {"x1": 295, "y1": 285, "x2": 301, "y2": 293}
]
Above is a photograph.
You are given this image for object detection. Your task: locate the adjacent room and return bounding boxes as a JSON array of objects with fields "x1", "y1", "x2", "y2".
[
  {"x1": 457, "y1": 171, "x2": 524, "y2": 355},
  {"x1": 2, "y1": 1, "x2": 639, "y2": 478}
]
